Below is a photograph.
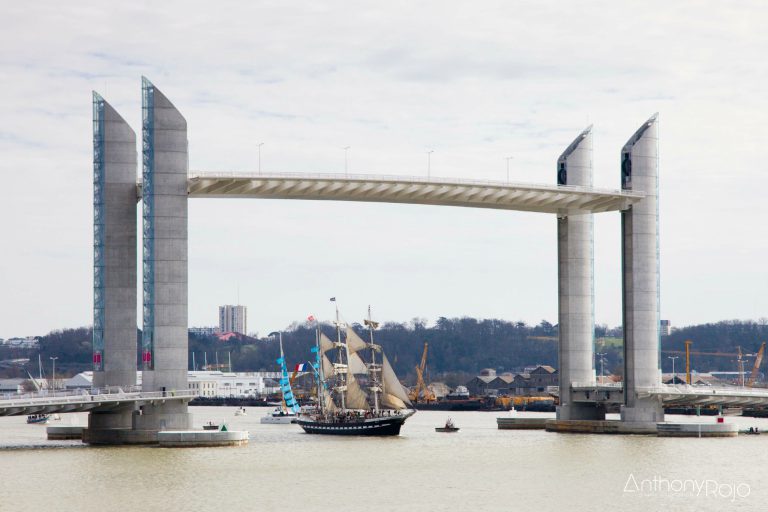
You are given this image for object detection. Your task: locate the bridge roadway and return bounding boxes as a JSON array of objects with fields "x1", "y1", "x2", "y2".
[
  {"x1": 0, "y1": 388, "x2": 197, "y2": 417},
  {"x1": 570, "y1": 383, "x2": 768, "y2": 408},
  {"x1": 175, "y1": 172, "x2": 644, "y2": 214}
]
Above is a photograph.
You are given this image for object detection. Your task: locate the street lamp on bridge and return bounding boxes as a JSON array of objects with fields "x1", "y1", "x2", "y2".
[
  {"x1": 49, "y1": 356, "x2": 58, "y2": 396},
  {"x1": 668, "y1": 355, "x2": 679, "y2": 385}
]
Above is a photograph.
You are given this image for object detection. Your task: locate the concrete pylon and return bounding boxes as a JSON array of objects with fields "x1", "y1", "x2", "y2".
[
  {"x1": 620, "y1": 114, "x2": 664, "y2": 424},
  {"x1": 135, "y1": 77, "x2": 191, "y2": 432},
  {"x1": 86, "y1": 93, "x2": 138, "y2": 441},
  {"x1": 555, "y1": 126, "x2": 603, "y2": 421}
]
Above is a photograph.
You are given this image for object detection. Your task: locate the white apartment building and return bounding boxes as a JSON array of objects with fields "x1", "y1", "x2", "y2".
[{"x1": 218, "y1": 305, "x2": 247, "y2": 334}]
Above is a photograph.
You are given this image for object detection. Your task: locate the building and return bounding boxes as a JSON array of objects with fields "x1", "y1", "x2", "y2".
[
  {"x1": 189, "y1": 326, "x2": 219, "y2": 337},
  {"x1": 219, "y1": 305, "x2": 247, "y2": 334},
  {"x1": 660, "y1": 320, "x2": 672, "y2": 336},
  {"x1": 64, "y1": 370, "x2": 292, "y2": 398}
]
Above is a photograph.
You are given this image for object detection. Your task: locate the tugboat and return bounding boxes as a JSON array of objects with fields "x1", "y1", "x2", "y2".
[
  {"x1": 435, "y1": 418, "x2": 460, "y2": 433},
  {"x1": 297, "y1": 301, "x2": 415, "y2": 436}
]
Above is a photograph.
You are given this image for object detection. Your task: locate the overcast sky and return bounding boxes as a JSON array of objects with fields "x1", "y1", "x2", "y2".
[{"x1": 1, "y1": 1, "x2": 766, "y2": 338}]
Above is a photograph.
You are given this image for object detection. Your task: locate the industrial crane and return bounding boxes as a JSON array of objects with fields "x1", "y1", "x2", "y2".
[
  {"x1": 747, "y1": 342, "x2": 766, "y2": 388},
  {"x1": 664, "y1": 340, "x2": 767, "y2": 387},
  {"x1": 409, "y1": 342, "x2": 435, "y2": 403}
]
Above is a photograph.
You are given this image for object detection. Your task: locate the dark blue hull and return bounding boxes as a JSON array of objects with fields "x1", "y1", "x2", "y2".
[{"x1": 298, "y1": 414, "x2": 409, "y2": 436}]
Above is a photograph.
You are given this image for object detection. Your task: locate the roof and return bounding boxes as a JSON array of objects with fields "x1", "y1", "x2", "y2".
[{"x1": 531, "y1": 365, "x2": 556, "y2": 374}]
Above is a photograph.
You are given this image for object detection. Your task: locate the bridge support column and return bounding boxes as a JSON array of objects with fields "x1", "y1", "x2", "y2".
[
  {"x1": 135, "y1": 77, "x2": 191, "y2": 432},
  {"x1": 86, "y1": 94, "x2": 137, "y2": 440},
  {"x1": 555, "y1": 126, "x2": 604, "y2": 421},
  {"x1": 620, "y1": 114, "x2": 664, "y2": 424}
]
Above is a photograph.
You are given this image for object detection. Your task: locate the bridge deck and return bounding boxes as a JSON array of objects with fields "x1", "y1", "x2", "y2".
[
  {"x1": 0, "y1": 389, "x2": 197, "y2": 417},
  {"x1": 178, "y1": 172, "x2": 643, "y2": 214},
  {"x1": 570, "y1": 383, "x2": 768, "y2": 407}
]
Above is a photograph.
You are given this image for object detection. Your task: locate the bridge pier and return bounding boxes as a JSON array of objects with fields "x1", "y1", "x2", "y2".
[
  {"x1": 86, "y1": 94, "x2": 138, "y2": 440},
  {"x1": 620, "y1": 114, "x2": 664, "y2": 425},
  {"x1": 555, "y1": 126, "x2": 604, "y2": 421},
  {"x1": 85, "y1": 80, "x2": 191, "y2": 445},
  {"x1": 137, "y1": 77, "x2": 191, "y2": 432}
]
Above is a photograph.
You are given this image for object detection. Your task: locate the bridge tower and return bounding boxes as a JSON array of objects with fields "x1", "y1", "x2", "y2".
[
  {"x1": 555, "y1": 126, "x2": 604, "y2": 421},
  {"x1": 134, "y1": 77, "x2": 191, "y2": 432},
  {"x1": 84, "y1": 93, "x2": 139, "y2": 443},
  {"x1": 620, "y1": 114, "x2": 664, "y2": 424}
]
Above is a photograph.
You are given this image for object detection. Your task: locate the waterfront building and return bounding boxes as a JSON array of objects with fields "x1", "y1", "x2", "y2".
[
  {"x1": 218, "y1": 305, "x2": 247, "y2": 334},
  {"x1": 189, "y1": 326, "x2": 219, "y2": 337},
  {"x1": 660, "y1": 320, "x2": 672, "y2": 336},
  {"x1": 63, "y1": 370, "x2": 292, "y2": 398}
]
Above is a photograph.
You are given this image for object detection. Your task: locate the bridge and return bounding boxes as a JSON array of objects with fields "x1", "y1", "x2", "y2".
[
  {"x1": 10, "y1": 77, "x2": 742, "y2": 444},
  {"x1": 0, "y1": 388, "x2": 196, "y2": 417},
  {"x1": 570, "y1": 383, "x2": 768, "y2": 408},
  {"x1": 184, "y1": 172, "x2": 643, "y2": 214}
]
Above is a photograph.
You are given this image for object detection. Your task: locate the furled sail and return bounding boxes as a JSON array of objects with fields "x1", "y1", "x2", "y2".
[
  {"x1": 382, "y1": 354, "x2": 412, "y2": 406},
  {"x1": 345, "y1": 372, "x2": 370, "y2": 410},
  {"x1": 345, "y1": 326, "x2": 368, "y2": 354}
]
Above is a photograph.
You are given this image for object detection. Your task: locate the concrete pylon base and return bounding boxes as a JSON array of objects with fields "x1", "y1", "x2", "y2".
[
  {"x1": 557, "y1": 404, "x2": 606, "y2": 421},
  {"x1": 132, "y1": 403, "x2": 191, "y2": 432},
  {"x1": 546, "y1": 419, "x2": 657, "y2": 435},
  {"x1": 82, "y1": 428, "x2": 159, "y2": 445},
  {"x1": 620, "y1": 403, "x2": 665, "y2": 424}
]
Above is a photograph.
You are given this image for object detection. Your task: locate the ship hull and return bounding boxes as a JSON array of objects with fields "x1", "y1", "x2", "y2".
[{"x1": 298, "y1": 414, "x2": 409, "y2": 436}]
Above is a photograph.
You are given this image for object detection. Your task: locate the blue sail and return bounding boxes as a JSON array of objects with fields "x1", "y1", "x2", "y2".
[{"x1": 277, "y1": 354, "x2": 301, "y2": 413}]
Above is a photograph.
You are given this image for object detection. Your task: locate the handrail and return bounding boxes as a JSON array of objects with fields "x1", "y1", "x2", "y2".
[
  {"x1": 0, "y1": 389, "x2": 198, "y2": 408},
  {"x1": 641, "y1": 385, "x2": 768, "y2": 396},
  {"x1": 185, "y1": 171, "x2": 644, "y2": 198}
]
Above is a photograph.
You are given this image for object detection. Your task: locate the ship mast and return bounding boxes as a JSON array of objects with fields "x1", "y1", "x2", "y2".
[
  {"x1": 367, "y1": 305, "x2": 381, "y2": 414},
  {"x1": 314, "y1": 319, "x2": 324, "y2": 417},
  {"x1": 332, "y1": 298, "x2": 347, "y2": 410}
]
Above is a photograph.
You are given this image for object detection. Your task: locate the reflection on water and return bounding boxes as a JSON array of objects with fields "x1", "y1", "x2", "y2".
[{"x1": 0, "y1": 407, "x2": 766, "y2": 512}]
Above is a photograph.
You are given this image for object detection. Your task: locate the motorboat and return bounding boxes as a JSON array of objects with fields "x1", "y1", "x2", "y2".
[
  {"x1": 234, "y1": 407, "x2": 247, "y2": 416},
  {"x1": 435, "y1": 418, "x2": 460, "y2": 433},
  {"x1": 260, "y1": 407, "x2": 298, "y2": 424},
  {"x1": 27, "y1": 414, "x2": 51, "y2": 425}
]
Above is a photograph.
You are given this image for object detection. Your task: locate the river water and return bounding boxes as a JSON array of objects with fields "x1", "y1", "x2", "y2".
[{"x1": 1, "y1": 407, "x2": 766, "y2": 512}]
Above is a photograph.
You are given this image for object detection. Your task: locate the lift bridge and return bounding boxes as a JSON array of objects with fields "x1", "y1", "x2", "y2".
[{"x1": 4, "y1": 77, "x2": 766, "y2": 443}]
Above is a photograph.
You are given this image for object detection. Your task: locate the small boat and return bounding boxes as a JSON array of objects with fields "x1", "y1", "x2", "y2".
[
  {"x1": 435, "y1": 418, "x2": 460, "y2": 433},
  {"x1": 202, "y1": 421, "x2": 220, "y2": 431},
  {"x1": 234, "y1": 407, "x2": 247, "y2": 416},
  {"x1": 741, "y1": 427, "x2": 761, "y2": 435},
  {"x1": 27, "y1": 414, "x2": 51, "y2": 425},
  {"x1": 260, "y1": 407, "x2": 298, "y2": 424}
]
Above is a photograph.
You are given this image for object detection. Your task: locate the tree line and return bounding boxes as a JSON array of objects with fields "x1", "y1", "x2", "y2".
[{"x1": 2, "y1": 318, "x2": 766, "y2": 383}]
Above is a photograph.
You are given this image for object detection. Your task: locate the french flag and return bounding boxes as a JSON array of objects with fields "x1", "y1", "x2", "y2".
[{"x1": 294, "y1": 363, "x2": 308, "y2": 372}]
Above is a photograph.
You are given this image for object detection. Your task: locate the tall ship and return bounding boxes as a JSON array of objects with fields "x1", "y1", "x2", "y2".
[{"x1": 297, "y1": 302, "x2": 415, "y2": 436}]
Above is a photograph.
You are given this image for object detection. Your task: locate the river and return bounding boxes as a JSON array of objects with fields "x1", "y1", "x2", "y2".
[{"x1": 0, "y1": 407, "x2": 766, "y2": 511}]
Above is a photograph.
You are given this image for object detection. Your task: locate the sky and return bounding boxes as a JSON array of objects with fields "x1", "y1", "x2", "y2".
[{"x1": 1, "y1": 1, "x2": 767, "y2": 338}]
